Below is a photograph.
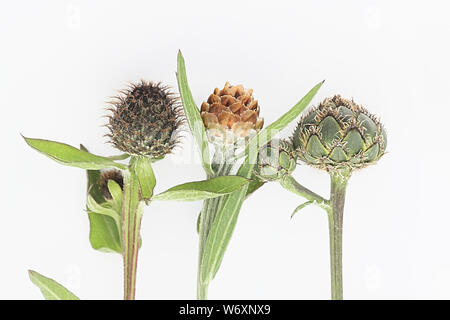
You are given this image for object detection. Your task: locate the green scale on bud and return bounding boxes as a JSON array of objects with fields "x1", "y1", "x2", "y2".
[
  {"x1": 255, "y1": 139, "x2": 297, "y2": 181},
  {"x1": 292, "y1": 95, "x2": 387, "y2": 172}
]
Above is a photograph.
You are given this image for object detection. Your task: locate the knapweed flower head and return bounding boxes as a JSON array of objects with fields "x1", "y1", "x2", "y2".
[
  {"x1": 106, "y1": 80, "x2": 184, "y2": 158},
  {"x1": 292, "y1": 95, "x2": 387, "y2": 172},
  {"x1": 255, "y1": 139, "x2": 297, "y2": 182},
  {"x1": 99, "y1": 169, "x2": 124, "y2": 200},
  {"x1": 200, "y1": 82, "x2": 264, "y2": 146}
]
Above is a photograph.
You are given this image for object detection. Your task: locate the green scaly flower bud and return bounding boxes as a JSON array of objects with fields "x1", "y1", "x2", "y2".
[
  {"x1": 292, "y1": 95, "x2": 387, "y2": 172},
  {"x1": 255, "y1": 139, "x2": 297, "y2": 181}
]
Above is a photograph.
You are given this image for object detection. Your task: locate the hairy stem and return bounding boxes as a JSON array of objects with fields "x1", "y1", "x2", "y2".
[
  {"x1": 327, "y1": 171, "x2": 349, "y2": 300},
  {"x1": 122, "y1": 167, "x2": 144, "y2": 300}
]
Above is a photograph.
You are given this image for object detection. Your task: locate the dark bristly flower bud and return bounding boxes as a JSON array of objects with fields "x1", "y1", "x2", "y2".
[
  {"x1": 99, "y1": 169, "x2": 124, "y2": 200},
  {"x1": 106, "y1": 80, "x2": 184, "y2": 158},
  {"x1": 292, "y1": 95, "x2": 387, "y2": 172},
  {"x1": 255, "y1": 139, "x2": 297, "y2": 182},
  {"x1": 200, "y1": 82, "x2": 264, "y2": 145}
]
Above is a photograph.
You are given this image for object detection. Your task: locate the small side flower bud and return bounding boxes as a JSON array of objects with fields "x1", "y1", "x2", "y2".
[
  {"x1": 99, "y1": 169, "x2": 124, "y2": 200},
  {"x1": 255, "y1": 139, "x2": 297, "y2": 182}
]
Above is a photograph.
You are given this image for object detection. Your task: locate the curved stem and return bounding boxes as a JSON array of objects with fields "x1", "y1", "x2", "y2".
[
  {"x1": 280, "y1": 175, "x2": 329, "y2": 210},
  {"x1": 327, "y1": 171, "x2": 349, "y2": 300}
]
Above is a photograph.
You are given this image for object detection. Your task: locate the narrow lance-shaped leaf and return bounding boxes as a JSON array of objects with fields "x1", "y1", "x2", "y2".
[
  {"x1": 176, "y1": 51, "x2": 214, "y2": 176},
  {"x1": 200, "y1": 161, "x2": 254, "y2": 283},
  {"x1": 152, "y1": 176, "x2": 249, "y2": 202},
  {"x1": 291, "y1": 201, "x2": 315, "y2": 219},
  {"x1": 29, "y1": 270, "x2": 80, "y2": 300},
  {"x1": 24, "y1": 137, "x2": 127, "y2": 170},
  {"x1": 200, "y1": 82, "x2": 324, "y2": 282}
]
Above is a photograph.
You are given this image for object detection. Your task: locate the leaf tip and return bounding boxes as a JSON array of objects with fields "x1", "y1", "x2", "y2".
[
  {"x1": 21, "y1": 133, "x2": 29, "y2": 143},
  {"x1": 28, "y1": 269, "x2": 36, "y2": 279},
  {"x1": 177, "y1": 50, "x2": 184, "y2": 61}
]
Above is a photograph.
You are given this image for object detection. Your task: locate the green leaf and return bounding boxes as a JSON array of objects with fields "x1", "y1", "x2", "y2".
[
  {"x1": 107, "y1": 179, "x2": 123, "y2": 212},
  {"x1": 200, "y1": 161, "x2": 254, "y2": 283},
  {"x1": 245, "y1": 179, "x2": 265, "y2": 199},
  {"x1": 196, "y1": 211, "x2": 201, "y2": 234},
  {"x1": 239, "y1": 80, "x2": 324, "y2": 159},
  {"x1": 86, "y1": 195, "x2": 121, "y2": 225},
  {"x1": 24, "y1": 137, "x2": 127, "y2": 170},
  {"x1": 28, "y1": 270, "x2": 80, "y2": 300},
  {"x1": 82, "y1": 145, "x2": 122, "y2": 254},
  {"x1": 132, "y1": 156, "x2": 156, "y2": 202},
  {"x1": 152, "y1": 176, "x2": 249, "y2": 202},
  {"x1": 176, "y1": 51, "x2": 213, "y2": 176},
  {"x1": 87, "y1": 211, "x2": 122, "y2": 254},
  {"x1": 290, "y1": 201, "x2": 314, "y2": 219},
  {"x1": 107, "y1": 153, "x2": 130, "y2": 161}
]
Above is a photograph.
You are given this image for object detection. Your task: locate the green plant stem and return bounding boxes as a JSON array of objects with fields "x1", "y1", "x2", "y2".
[
  {"x1": 122, "y1": 167, "x2": 144, "y2": 300},
  {"x1": 327, "y1": 171, "x2": 349, "y2": 300},
  {"x1": 197, "y1": 152, "x2": 233, "y2": 300},
  {"x1": 197, "y1": 197, "x2": 214, "y2": 300},
  {"x1": 280, "y1": 175, "x2": 329, "y2": 210}
]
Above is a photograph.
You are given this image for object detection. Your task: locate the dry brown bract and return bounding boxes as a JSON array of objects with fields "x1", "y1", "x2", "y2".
[{"x1": 200, "y1": 82, "x2": 264, "y2": 139}]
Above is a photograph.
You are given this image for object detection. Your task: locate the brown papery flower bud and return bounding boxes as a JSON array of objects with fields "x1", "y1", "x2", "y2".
[{"x1": 200, "y1": 82, "x2": 264, "y2": 145}]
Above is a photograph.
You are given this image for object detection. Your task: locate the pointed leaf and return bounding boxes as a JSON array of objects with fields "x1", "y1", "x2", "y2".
[
  {"x1": 290, "y1": 201, "x2": 314, "y2": 218},
  {"x1": 29, "y1": 270, "x2": 80, "y2": 300},
  {"x1": 24, "y1": 137, "x2": 127, "y2": 170},
  {"x1": 177, "y1": 51, "x2": 213, "y2": 176},
  {"x1": 200, "y1": 161, "x2": 254, "y2": 283},
  {"x1": 152, "y1": 176, "x2": 249, "y2": 201}
]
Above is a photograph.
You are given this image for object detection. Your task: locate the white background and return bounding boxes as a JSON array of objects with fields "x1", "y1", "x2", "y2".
[{"x1": 1, "y1": 0, "x2": 449, "y2": 299}]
